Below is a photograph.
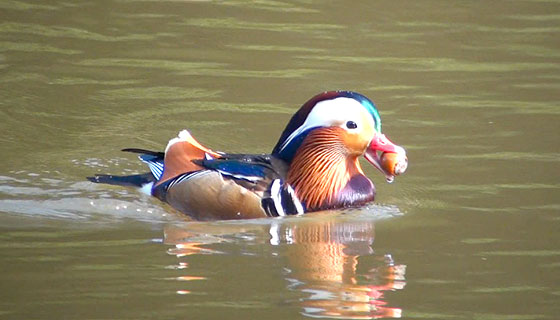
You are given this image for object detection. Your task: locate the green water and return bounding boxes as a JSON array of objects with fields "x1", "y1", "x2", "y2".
[{"x1": 1, "y1": 0, "x2": 559, "y2": 319}]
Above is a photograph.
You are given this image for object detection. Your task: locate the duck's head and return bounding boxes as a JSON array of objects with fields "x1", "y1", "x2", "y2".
[{"x1": 272, "y1": 91, "x2": 407, "y2": 185}]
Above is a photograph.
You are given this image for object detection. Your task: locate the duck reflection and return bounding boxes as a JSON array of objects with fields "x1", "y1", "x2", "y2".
[
  {"x1": 271, "y1": 217, "x2": 405, "y2": 319},
  {"x1": 164, "y1": 214, "x2": 406, "y2": 319}
]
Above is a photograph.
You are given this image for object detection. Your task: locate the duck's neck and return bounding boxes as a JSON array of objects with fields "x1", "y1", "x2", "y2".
[{"x1": 286, "y1": 128, "x2": 374, "y2": 211}]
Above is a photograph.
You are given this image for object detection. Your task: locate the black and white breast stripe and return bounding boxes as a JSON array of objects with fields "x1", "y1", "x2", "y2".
[{"x1": 262, "y1": 179, "x2": 304, "y2": 217}]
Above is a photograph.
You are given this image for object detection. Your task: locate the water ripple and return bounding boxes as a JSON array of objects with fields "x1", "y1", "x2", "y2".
[
  {"x1": 443, "y1": 152, "x2": 560, "y2": 162},
  {"x1": 0, "y1": 22, "x2": 174, "y2": 42},
  {"x1": 298, "y1": 55, "x2": 560, "y2": 72},
  {"x1": 0, "y1": 0, "x2": 57, "y2": 10},
  {"x1": 93, "y1": 87, "x2": 221, "y2": 101},
  {"x1": 0, "y1": 41, "x2": 81, "y2": 54},
  {"x1": 76, "y1": 58, "x2": 317, "y2": 78},
  {"x1": 179, "y1": 17, "x2": 345, "y2": 34}
]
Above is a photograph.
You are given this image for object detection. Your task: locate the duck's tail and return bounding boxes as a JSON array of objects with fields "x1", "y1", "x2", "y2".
[
  {"x1": 87, "y1": 172, "x2": 155, "y2": 187},
  {"x1": 86, "y1": 148, "x2": 163, "y2": 191},
  {"x1": 87, "y1": 130, "x2": 220, "y2": 191}
]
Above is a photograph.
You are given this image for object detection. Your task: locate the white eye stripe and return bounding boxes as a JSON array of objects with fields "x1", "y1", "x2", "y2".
[{"x1": 280, "y1": 97, "x2": 374, "y2": 152}]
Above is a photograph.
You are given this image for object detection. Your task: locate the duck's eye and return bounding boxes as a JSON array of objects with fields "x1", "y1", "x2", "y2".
[{"x1": 346, "y1": 121, "x2": 358, "y2": 129}]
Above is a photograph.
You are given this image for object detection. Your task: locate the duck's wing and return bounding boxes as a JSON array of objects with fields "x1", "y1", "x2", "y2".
[
  {"x1": 193, "y1": 153, "x2": 285, "y2": 192},
  {"x1": 159, "y1": 153, "x2": 303, "y2": 219},
  {"x1": 200, "y1": 154, "x2": 305, "y2": 216}
]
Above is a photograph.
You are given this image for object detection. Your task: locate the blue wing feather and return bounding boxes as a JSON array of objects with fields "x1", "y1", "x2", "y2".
[
  {"x1": 138, "y1": 154, "x2": 164, "y2": 180},
  {"x1": 201, "y1": 159, "x2": 266, "y2": 182},
  {"x1": 194, "y1": 154, "x2": 279, "y2": 183},
  {"x1": 210, "y1": 160, "x2": 266, "y2": 177}
]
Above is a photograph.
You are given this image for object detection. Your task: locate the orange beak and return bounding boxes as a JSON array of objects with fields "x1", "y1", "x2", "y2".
[{"x1": 364, "y1": 133, "x2": 408, "y2": 183}]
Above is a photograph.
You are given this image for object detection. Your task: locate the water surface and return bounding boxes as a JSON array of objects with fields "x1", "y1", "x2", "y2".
[{"x1": 1, "y1": 0, "x2": 559, "y2": 319}]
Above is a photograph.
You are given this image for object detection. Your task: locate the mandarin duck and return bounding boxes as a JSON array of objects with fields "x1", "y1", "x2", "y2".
[{"x1": 88, "y1": 91, "x2": 408, "y2": 220}]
